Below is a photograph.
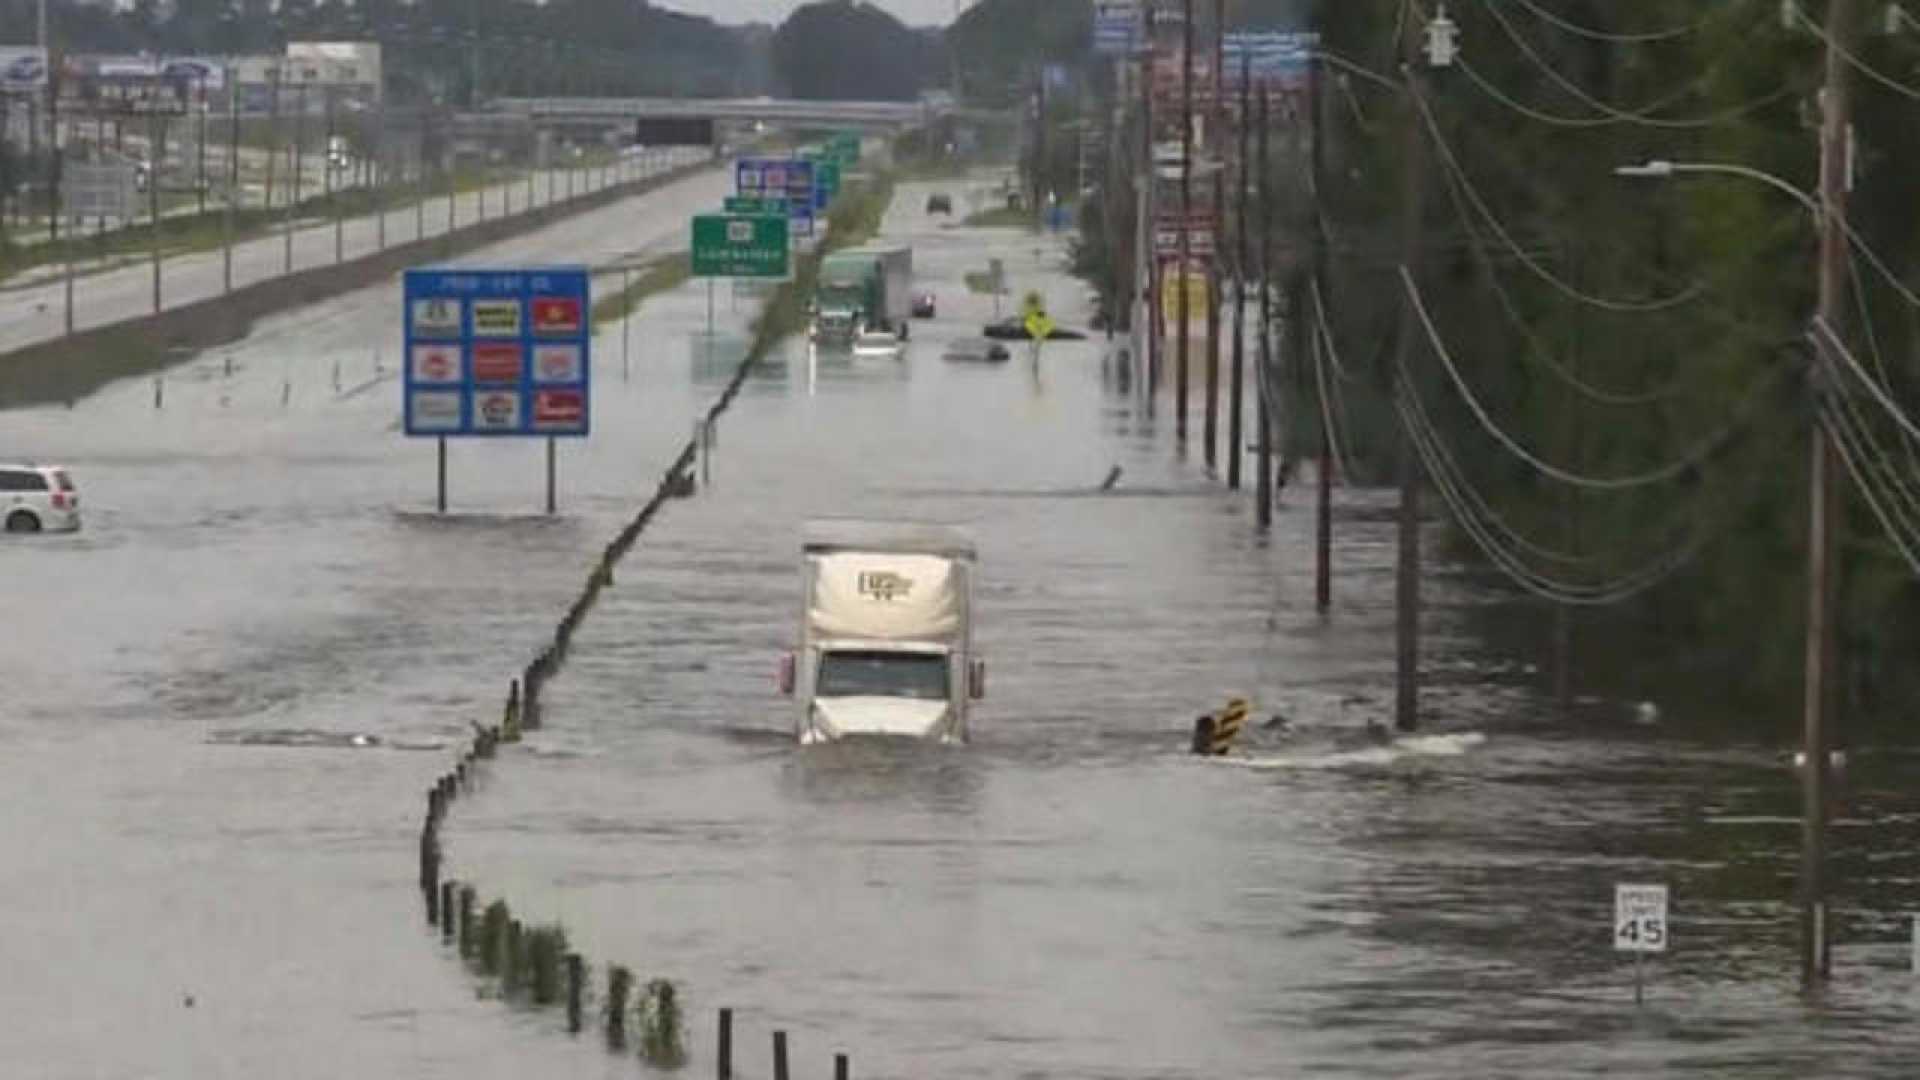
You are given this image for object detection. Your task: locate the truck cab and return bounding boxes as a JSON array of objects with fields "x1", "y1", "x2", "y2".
[{"x1": 779, "y1": 520, "x2": 983, "y2": 744}]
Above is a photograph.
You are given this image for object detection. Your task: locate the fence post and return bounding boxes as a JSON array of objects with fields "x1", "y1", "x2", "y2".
[
  {"x1": 835, "y1": 1052, "x2": 850, "y2": 1080},
  {"x1": 718, "y1": 1007, "x2": 733, "y2": 1079},
  {"x1": 773, "y1": 1030, "x2": 789, "y2": 1080},
  {"x1": 566, "y1": 953, "x2": 584, "y2": 1034},
  {"x1": 440, "y1": 881, "x2": 455, "y2": 943}
]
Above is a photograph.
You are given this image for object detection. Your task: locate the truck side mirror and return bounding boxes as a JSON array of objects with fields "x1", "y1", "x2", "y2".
[
  {"x1": 778, "y1": 652, "x2": 796, "y2": 696},
  {"x1": 968, "y1": 658, "x2": 986, "y2": 700}
]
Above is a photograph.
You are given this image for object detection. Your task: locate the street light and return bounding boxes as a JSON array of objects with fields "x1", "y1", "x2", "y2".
[{"x1": 1614, "y1": 159, "x2": 1819, "y2": 217}]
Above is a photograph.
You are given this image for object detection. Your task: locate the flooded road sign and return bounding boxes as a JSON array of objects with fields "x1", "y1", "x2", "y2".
[{"x1": 1615, "y1": 882, "x2": 1667, "y2": 1006}]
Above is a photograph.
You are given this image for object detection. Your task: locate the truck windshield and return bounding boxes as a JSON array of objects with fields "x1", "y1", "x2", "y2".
[{"x1": 816, "y1": 651, "x2": 949, "y2": 701}]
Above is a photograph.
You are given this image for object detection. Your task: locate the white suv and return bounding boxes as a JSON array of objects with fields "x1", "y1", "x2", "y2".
[{"x1": 1, "y1": 464, "x2": 81, "y2": 533}]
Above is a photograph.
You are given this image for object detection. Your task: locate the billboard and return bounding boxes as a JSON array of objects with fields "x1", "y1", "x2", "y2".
[
  {"x1": 1222, "y1": 31, "x2": 1319, "y2": 89},
  {"x1": 402, "y1": 267, "x2": 592, "y2": 438},
  {"x1": 735, "y1": 157, "x2": 815, "y2": 239},
  {"x1": 1092, "y1": 1, "x2": 1141, "y2": 56},
  {"x1": 0, "y1": 47, "x2": 47, "y2": 93},
  {"x1": 634, "y1": 116, "x2": 715, "y2": 147}
]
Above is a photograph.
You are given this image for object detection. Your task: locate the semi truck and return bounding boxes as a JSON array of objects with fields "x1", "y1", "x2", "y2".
[
  {"x1": 778, "y1": 520, "x2": 984, "y2": 744},
  {"x1": 810, "y1": 246, "x2": 913, "y2": 347}
]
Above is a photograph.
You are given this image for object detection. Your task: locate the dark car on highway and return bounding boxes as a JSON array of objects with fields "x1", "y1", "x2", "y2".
[
  {"x1": 926, "y1": 192, "x2": 953, "y2": 215},
  {"x1": 912, "y1": 291, "x2": 936, "y2": 318}
]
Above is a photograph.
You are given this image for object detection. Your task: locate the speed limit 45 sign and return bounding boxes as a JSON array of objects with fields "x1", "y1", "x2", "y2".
[{"x1": 1614, "y1": 883, "x2": 1669, "y2": 953}]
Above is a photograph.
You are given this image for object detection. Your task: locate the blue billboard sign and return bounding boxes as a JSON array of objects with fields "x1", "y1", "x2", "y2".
[
  {"x1": 402, "y1": 267, "x2": 592, "y2": 438},
  {"x1": 735, "y1": 157, "x2": 816, "y2": 239},
  {"x1": 1223, "y1": 31, "x2": 1319, "y2": 86},
  {"x1": 1092, "y1": 1, "x2": 1140, "y2": 56}
]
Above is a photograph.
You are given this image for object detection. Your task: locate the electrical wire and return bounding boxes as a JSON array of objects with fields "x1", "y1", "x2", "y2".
[
  {"x1": 1846, "y1": 247, "x2": 1920, "y2": 472},
  {"x1": 1501, "y1": 0, "x2": 1709, "y2": 45},
  {"x1": 1395, "y1": 388, "x2": 1713, "y2": 603},
  {"x1": 1402, "y1": 266, "x2": 1783, "y2": 490},
  {"x1": 1426, "y1": 127, "x2": 1691, "y2": 406},
  {"x1": 1814, "y1": 315, "x2": 1920, "y2": 445},
  {"x1": 1309, "y1": 288, "x2": 1357, "y2": 484},
  {"x1": 1452, "y1": 53, "x2": 1795, "y2": 131},
  {"x1": 1478, "y1": 0, "x2": 1739, "y2": 128},
  {"x1": 1411, "y1": 81, "x2": 1706, "y2": 312},
  {"x1": 1825, "y1": 364, "x2": 1920, "y2": 530},
  {"x1": 1315, "y1": 49, "x2": 1404, "y2": 94},
  {"x1": 1823, "y1": 401, "x2": 1920, "y2": 578},
  {"x1": 1788, "y1": 0, "x2": 1920, "y2": 103}
]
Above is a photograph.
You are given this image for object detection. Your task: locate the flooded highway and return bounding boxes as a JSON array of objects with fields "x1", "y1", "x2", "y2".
[{"x1": 6, "y1": 172, "x2": 1920, "y2": 1078}]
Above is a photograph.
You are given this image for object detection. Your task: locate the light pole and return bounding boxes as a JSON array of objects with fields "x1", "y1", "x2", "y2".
[{"x1": 1616, "y1": 146, "x2": 1848, "y2": 987}]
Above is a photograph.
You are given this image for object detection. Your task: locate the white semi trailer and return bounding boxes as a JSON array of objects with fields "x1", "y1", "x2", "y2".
[{"x1": 779, "y1": 520, "x2": 984, "y2": 743}]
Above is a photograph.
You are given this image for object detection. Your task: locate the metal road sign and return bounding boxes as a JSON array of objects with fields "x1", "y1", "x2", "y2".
[
  {"x1": 691, "y1": 213, "x2": 792, "y2": 279},
  {"x1": 1613, "y1": 883, "x2": 1669, "y2": 953},
  {"x1": 402, "y1": 267, "x2": 592, "y2": 438},
  {"x1": 62, "y1": 162, "x2": 138, "y2": 219},
  {"x1": 735, "y1": 157, "x2": 816, "y2": 239},
  {"x1": 1092, "y1": 0, "x2": 1141, "y2": 55}
]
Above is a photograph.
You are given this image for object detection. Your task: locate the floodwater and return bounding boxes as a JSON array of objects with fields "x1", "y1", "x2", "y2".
[{"x1": 5, "y1": 171, "x2": 1920, "y2": 1078}]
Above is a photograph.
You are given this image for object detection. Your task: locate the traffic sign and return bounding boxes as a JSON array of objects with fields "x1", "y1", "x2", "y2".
[
  {"x1": 724, "y1": 196, "x2": 788, "y2": 216},
  {"x1": 691, "y1": 213, "x2": 792, "y2": 279},
  {"x1": 402, "y1": 267, "x2": 591, "y2": 438},
  {"x1": 62, "y1": 161, "x2": 137, "y2": 220},
  {"x1": 1022, "y1": 293, "x2": 1055, "y2": 341},
  {"x1": 736, "y1": 157, "x2": 816, "y2": 239},
  {"x1": 1092, "y1": 0, "x2": 1141, "y2": 55},
  {"x1": 1614, "y1": 883, "x2": 1668, "y2": 953}
]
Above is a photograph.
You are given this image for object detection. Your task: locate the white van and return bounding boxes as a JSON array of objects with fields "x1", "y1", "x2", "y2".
[{"x1": 1, "y1": 464, "x2": 81, "y2": 533}]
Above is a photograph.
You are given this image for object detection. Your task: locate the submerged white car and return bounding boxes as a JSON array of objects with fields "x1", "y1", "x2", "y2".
[
  {"x1": 1, "y1": 463, "x2": 81, "y2": 533},
  {"x1": 851, "y1": 330, "x2": 905, "y2": 358}
]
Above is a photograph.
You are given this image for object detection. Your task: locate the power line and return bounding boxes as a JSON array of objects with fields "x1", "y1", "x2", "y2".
[
  {"x1": 1425, "y1": 126, "x2": 1692, "y2": 407},
  {"x1": 1401, "y1": 266, "x2": 1784, "y2": 490},
  {"x1": 1825, "y1": 362, "x2": 1920, "y2": 529},
  {"x1": 1814, "y1": 315, "x2": 1920, "y2": 445},
  {"x1": 1395, "y1": 389, "x2": 1712, "y2": 604},
  {"x1": 1309, "y1": 284, "x2": 1357, "y2": 483},
  {"x1": 1824, "y1": 401, "x2": 1920, "y2": 578},
  {"x1": 1789, "y1": 0, "x2": 1920, "y2": 102},
  {"x1": 1478, "y1": 0, "x2": 1744, "y2": 129},
  {"x1": 1500, "y1": 0, "x2": 1709, "y2": 45},
  {"x1": 1410, "y1": 79, "x2": 1707, "y2": 313}
]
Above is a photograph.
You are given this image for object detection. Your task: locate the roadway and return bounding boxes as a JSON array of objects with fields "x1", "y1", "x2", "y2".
[{"x1": 0, "y1": 148, "x2": 706, "y2": 357}]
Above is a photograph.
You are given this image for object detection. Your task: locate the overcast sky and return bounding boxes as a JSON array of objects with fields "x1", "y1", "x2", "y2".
[{"x1": 658, "y1": 0, "x2": 964, "y2": 29}]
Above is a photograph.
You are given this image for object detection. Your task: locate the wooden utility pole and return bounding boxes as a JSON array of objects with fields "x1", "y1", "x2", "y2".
[
  {"x1": 1255, "y1": 83, "x2": 1272, "y2": 529},
  {"x1": 1229, "y1": 51, "x2": 1250, "y2": 492},
  {"x1": 1177, "y1": 0, "x2": 1194, "y2": 448},
  {"x1": 1204, "y1": 0, "x2": 1225, "y2": 472},
  {"x1": 1802, "y1": 0, "x2": 1855, "y2": 988},
  {"x1": 1393, "y1": 5, "x2": 1431, "y2": 732},
  {"x1": 1311, "y1": 55, "x2": 1332, "y2": 614}
]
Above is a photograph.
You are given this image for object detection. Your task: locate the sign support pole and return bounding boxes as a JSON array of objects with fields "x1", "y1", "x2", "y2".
[
  {"x1": 707, "y1": 278, "x2": 716, "y2": 337},
  {"x1": 545, "y1": 437, "x2": 557, "y2": 515},
  {"x1": 436, "y1": 436, "x2": 447, "y2": 514},
  {"x1": 1634, "y1": 948, "x2": 1644, "y2": 1007},
  {"x1": 622, "y1": 268, "x2": 632, "y2": 381}
]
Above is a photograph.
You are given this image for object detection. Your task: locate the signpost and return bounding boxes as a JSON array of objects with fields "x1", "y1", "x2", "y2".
[
  {"x1": 1613, "y1": 883, "x2": 1669, "y2": 1005},
  {"x1": 735, "y1": 157, "x2": 816, "y2": 240},
  {"x1": 402, "y1": 267, "x2": 591, "y2": 514},
  {"x1": 691, "y1": 212, "x2": 792, "y2": 335}
]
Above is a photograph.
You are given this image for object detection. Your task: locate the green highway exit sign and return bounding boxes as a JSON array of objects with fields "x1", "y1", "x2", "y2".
[
  {"x1": 724, "y1": 196, "x2": 788, "y2": 216},
  {"x1": 691, "y1": 213, "x2": 791, "y2": 278}
]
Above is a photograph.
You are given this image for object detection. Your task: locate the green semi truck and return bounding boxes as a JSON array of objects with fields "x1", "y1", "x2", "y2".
[{"x1": 810, "y1": 245, "x2": 914, "y2": 347}]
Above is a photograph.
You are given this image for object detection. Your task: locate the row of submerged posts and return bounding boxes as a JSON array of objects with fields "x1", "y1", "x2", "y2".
[{"x1": 411, "y1": 233, "x2": 867, "y2": 1075}]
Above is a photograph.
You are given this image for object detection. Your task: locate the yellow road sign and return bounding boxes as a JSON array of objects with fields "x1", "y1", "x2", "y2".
[{"x1": 1024, "y1": 309, "x2": 1055, "y2": 341}]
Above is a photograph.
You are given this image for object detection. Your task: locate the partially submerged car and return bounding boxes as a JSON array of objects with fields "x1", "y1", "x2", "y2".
[
  {"x1": 941, "y1": 337, "x2": 1010, "y2": 364},
  {"x1": 912, "y1": 291, "x2": 936, "y2": 319}
]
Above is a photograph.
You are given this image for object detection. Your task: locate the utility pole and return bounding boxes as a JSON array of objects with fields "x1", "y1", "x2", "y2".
[
  {"x1": 1229, "y1": 51, "x2": 1249, "y2": 492},
  {"x1": 1177, "y1": 0, "x2": 1194, "y2": 448},
  {"x1": 1255, "y1": 82, "x2": 1272, "y2": 529},
  {"x1": 1803, "y1": 0, "x2": 1855, "y2": 988},
  {"x1": 1393, "y1": 4, "x2": 1432, "y2": 733},
  {"x1": 1143, "y1": 5, "x2": 1160, "y2": 394},
  {"x1": 1203, "y1": 0, "x2": 1224, "y2": 472},
  {"x1": 1312, "y1": 54, "x2": 1332, "y2": 614},
  {"x1": 148, "y1": 111, "x2": 162, "y2": 313}
]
